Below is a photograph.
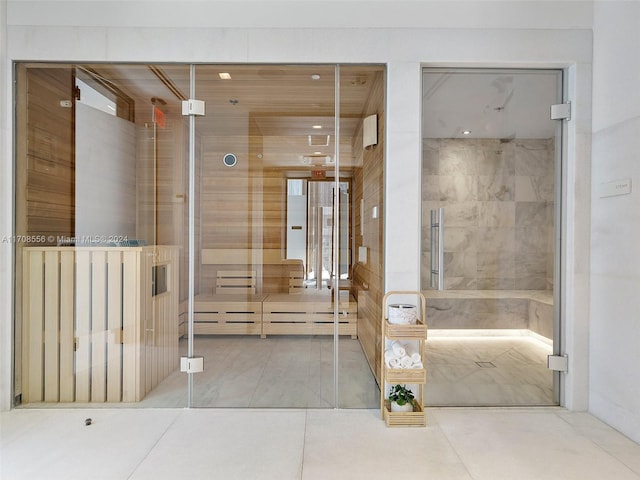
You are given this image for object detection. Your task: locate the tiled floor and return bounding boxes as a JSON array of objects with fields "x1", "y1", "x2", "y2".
[
  {"x1": 142, "y1": 333, "x2": 554, "y2": 409},
  {"x1": 2, "y1": 407, "x2": 640, "y2": 480},
  {"x1": 425, "y1": 334, "x2": 555, "y2": 406},
  {"x1": 18, "y1": 333, "x2": 555, "y2": 410},
  {"x1": 139, "y1": 335, "x2": 379, "y2": 408}
]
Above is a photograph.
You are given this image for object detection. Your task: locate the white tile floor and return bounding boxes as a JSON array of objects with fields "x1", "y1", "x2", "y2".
[{"x1": 2, "y1": 407, "x2": 640, "y2": 480}]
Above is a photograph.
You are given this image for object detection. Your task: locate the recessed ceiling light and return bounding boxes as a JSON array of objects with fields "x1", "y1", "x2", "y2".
[
  {"x1": 219, "y1": 72, "x2": 232, "y2": 80},
  {"x1": 312, "y1": 125, "x2": 322, "y2": 129},
  {"x1": 462, "y1": 130, "x2": 471, "y2": 135},
  {"x1": 311, "y1": 74, "x2": 321, "y2": 80},
  {"x1": 314, "y1": 151, "x2": 322, "y2": 155}
]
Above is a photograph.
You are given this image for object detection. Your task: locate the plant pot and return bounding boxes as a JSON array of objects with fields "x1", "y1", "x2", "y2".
[{"x1": 390, "y1": 401, "x2": 414, "y2": 413}]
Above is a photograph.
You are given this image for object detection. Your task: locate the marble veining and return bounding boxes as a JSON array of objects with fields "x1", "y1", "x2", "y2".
[
  {"x1": 421, "y1": 138, "x2": 555, "y2": 290},
  {"x1": 425, "y1": 335, "x2": 554, "y2": 406}
]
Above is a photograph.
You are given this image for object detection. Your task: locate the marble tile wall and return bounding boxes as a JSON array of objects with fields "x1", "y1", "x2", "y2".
[
  {"x1": 421, "y1": 138, "x2": 555, "y2": 290},
  {"x1": 426, "y1": 297, "x2": 554, "y2": 338}
]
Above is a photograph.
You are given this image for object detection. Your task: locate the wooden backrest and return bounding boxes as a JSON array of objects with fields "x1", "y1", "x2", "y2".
[
  {"x1": 216, "y1": 270, "x2": 257, "y2": 295},
  {"x1": 282, "y1": 259, "x2": 305, "y2": 294}
]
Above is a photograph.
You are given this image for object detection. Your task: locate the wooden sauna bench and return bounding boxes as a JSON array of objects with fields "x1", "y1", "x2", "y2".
[
  {"x1": 193, "y1": 294, "x2": 266, "y2": 336},
  {"x1": 262, "y1": 292, "x2": 357, "y2": 338},
  {"x1": 192, "y1": 291, "x2": 358, "y2": 338}
]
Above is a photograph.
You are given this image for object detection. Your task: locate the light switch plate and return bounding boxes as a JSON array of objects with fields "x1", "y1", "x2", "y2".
[{"x1": 358, "y1": 246, "x2": 367, "y2": 263}]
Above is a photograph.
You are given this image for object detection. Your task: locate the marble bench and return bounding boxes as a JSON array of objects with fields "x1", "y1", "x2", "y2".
[{"x1": 422, "y1": 290, "x2": 553, "y2": 340}]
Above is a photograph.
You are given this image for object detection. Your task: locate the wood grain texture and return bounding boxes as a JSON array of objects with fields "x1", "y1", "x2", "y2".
[
  {"x1": 351, "y1": 70, "x2": 386, "y2": 384},
  {"x1": 21, "y1": 246, "x2": 179, "y2": 404}
]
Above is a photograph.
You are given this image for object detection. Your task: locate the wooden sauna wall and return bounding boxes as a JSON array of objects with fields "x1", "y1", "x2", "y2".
[
  {"x1": 200, "y1": 132, "x2": 252, "y2": 294},
  {"x1": 14, "y1": 66, "x2": 76, "y2": 399},
  {"x1": 137, "y1": 113, "x2": 192, "y2": 333},
  {"x1": 15, "y1": 66, "x2": 75, "y2": 242},
  {"x1": 260, "y1": 168, "x2": 287, "y2": 293},
  {"x1": 198, "y1": 121, "x2": 288, "y2": 295},
  {"x1": 352, "y1": 71, "x2": 385, "y2": 384}
]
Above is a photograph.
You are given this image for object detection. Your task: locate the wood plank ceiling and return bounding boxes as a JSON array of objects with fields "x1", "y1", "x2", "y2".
[{"x1": 87, "y1": 64, "x2": 383, "y2": 168}]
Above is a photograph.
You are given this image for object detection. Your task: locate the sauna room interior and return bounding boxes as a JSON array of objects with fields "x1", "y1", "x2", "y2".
[{"x1": 14, "y1": 63, "x2": 386, "y2": 408}]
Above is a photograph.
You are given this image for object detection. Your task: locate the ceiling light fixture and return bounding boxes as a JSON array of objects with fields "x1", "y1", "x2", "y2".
[
  {"x1": 311, "y1": 74, "x2": 321, "y2": 80},
  {"x1": 312, "y1": 125, "x2": 322, "y2": 129},
  {"x1": 308, "y1": 135, "x2": 330, "y2": 147},
  {"x1": 462, "y1": 130, "x2": 471, "y2": 135},
  {"x1": 219, "y1": 72, "x2": 232, "y2": 80}
]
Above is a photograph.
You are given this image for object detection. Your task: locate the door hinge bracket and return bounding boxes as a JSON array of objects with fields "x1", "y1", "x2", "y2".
[
  {"x1": 550, "y1": 102, "x2": 571, "y2": 121},
  {"x1": 547, "y1": 354, "x2": 568, "y2": 372},
  {"x1": 180, "y1": 356, "x2": 204, "y2": 374},
  {"x1": 181, "y1": 99, "x2": 205, "y2": 116}
]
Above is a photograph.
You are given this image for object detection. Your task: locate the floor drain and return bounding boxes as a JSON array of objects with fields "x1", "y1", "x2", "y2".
[{"x1": 475, "y1": 361, "x2": 496, "y2": 368}]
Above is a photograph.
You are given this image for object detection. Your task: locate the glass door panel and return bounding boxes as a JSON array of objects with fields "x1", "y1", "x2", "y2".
[
  {"x1": 337, "y1": 65, "x2": 385, "y2": 408},
  {"x1": 421, "y1": 69, "x2": 562, "y2": 406},
  {"x1": 14, "y1": 63, "x2": 190, "y2": 407},
  {"x1": 191, "y1": 65, "x2": 337, "y2": 407},
  {"x1": 14, "y1": 61, "x2": 385, "y2": 409}
]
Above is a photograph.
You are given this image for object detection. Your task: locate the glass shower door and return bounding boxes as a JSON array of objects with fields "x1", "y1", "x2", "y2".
[{"x1": 421, "y1": 68, "x2": 563, "y2": 406}]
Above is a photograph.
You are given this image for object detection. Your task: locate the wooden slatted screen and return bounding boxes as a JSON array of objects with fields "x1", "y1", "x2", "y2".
[{"x1": 21, "y1": 246, "x2": 179, "y2": 404}]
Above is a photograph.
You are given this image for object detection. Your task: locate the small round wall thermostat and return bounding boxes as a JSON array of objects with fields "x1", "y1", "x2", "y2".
[{"x1": 223, "y1": 153, "x2": 237, "y2": 167}]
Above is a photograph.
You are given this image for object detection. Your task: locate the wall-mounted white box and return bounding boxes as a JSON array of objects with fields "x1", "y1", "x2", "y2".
[
  {"x1": 358, "y1": 246, "x2": 367, "y2": 263},
  {"x1": 599, "y1": 178, "x2": 632, "y2": 198},
  {"x1": 363, "y1": 114, "x2": 377, "y2": 149}
]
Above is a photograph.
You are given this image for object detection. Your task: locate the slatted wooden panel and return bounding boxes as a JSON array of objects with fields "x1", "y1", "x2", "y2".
[
  {"x1": 21, "y1": 246, "x2": 179, "y2": 403},
  {"x1": 121, "y1": 249, "x2": 141, "y2": 402},
  {"x1": 75, "y1": 250, "x2": 91, "y2": 402},
  {"x1": 22, "y1": 250, "x2": 43, "y2": 403},
  {"x1": 193, "y1": 294, "x2": 265, "y2": 335},
  {"x1": 59, "y1": 250, "x2": 75, "y2": 402},
  {"x1": 262, "y1": 293, "x2": 357, "y2": 338},
  {"x1": 282, "y1": 259, "x2": 304, "y2": 294},
  {"x1": 106, "y1": 250, "x2": 123, "y2": 402},
  {"x1": 216, "y1": 270, "x2": 257, "y2": 295}
]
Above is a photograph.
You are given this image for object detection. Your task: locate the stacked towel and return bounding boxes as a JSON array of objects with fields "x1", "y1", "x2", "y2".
[
  {"x1": 390, "y1": 340, "x2": 406, "y2": 357},
  {"x1": 405, "y1": 343, "x2": 422, "y2": 364},
  {"x1": 384, "y1": 340, "x2": 423, "y2": 369}
]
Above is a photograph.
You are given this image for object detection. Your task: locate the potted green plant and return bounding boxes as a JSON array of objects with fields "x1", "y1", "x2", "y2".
[{"x1": 388, "y1": 384, "x2": 415, "y2": 412}]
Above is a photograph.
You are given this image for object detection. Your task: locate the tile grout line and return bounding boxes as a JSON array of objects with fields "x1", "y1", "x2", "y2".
[
  {"x1": 428, "y1": 410, "x2": 481, "y2": 480},
  {"x1": 554, "y1": 411, "x2": 640, "y2": 478},
  {"x1": 246, "y1": 338, "x2": 274, "y2": 408},
  {"x1": 299, "y1": 409, "x2": 309, "y2": 480},
  {"x1": 125, "y1": 410, "x2": 184, "y2": 480}
]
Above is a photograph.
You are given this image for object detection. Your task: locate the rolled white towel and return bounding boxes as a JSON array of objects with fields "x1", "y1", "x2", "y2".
[
  {"x1": 410, "y1": 361, "x2": 424, "y2": 369},
  {"x1": 384, "y1": 349, "x2": 401, "y2": 368},
  {"x1": 387, "y1": 357, "x2": 401, "y2": 369},
  {"x1": 405, "y1": 343, "x2": 422, "y2": 364},
  {"x1": 390, "y1": 340, "x2": 406, "y2": 358},
  {"x1": 400, "y1": 356, "x2": 413, "y2": 368}
]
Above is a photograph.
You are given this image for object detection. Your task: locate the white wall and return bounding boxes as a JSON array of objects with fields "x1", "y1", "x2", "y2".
[
  {"x1": 590, "y1": 0, "x2": 640, "y2": 443},
  {"x1": 1, "y1": 0, "x2": 12, "y2": 412},
  {"x1": 1, "y1": 1, "x2": 593, "y2": 412},
  {"x1": 75, "y1": 103, "x2": 137, "y2": 240}
]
